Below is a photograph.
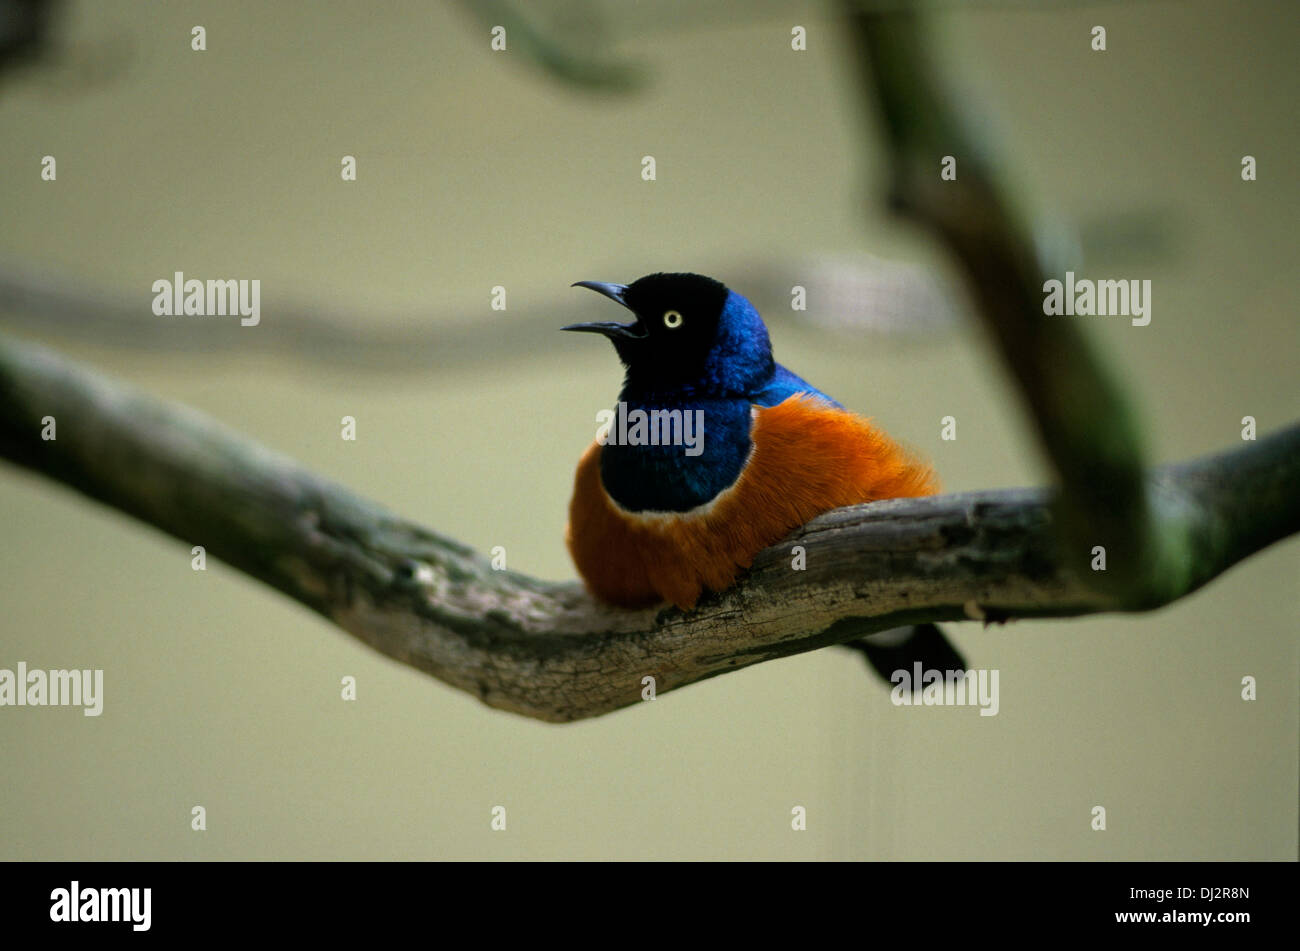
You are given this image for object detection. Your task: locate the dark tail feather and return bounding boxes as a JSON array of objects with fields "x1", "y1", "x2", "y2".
[{"x1": 844, "y1": 623, "x2": 967, "y2": 687}]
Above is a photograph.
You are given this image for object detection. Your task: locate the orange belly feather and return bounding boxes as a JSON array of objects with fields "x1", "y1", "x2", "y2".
[{"x1": 566, "y1": 394, "x2": 938, "y2": 610}]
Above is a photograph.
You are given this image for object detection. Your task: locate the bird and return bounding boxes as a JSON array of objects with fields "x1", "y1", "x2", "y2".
[{"x1": 563, "y1": 272, "x2": 939, "y2": 612}]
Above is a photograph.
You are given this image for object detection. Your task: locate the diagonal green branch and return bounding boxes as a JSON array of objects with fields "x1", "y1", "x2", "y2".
[
  {"x1": 846, "y1": 3, "x2": 1163, "y2": 602},
  {"x1": 1, "y1": 332, "x2": 1296, "y2": 721}
]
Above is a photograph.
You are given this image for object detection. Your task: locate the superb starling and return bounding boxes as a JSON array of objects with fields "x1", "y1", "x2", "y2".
[
  {"x1": 563, "y1": 272, "x2": 967, "y2": 681},
  {"x1": 564, "y1": 272, "x2": 938, "y2": 611}
]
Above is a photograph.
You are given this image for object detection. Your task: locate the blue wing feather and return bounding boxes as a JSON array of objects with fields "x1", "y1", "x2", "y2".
[{"x1": 749, "y1": 363, "x2": 843, "y2": 409}]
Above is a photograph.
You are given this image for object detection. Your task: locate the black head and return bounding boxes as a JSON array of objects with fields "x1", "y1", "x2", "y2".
[{"x1": 564, "y1": 272, "x2": 734, "y2": 386}]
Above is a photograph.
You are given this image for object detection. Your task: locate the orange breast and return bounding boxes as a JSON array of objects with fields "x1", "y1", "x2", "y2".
[{"x1": 566, "y1": 394, "x2": 938, "y2": 610}]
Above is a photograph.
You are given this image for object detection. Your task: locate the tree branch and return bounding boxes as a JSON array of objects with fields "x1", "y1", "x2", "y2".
[
  {"x1": 1, "y1": 332, "x2": 1296, "y2": 721},
  {"x1": 846, "y1": 4, "x2": 1160, "y2": 601}
]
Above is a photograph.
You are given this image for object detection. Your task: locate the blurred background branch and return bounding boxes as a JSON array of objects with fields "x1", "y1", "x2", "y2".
[
  {"x1": 0, "y1": 255, "x2": 960, "y2": 372},
  {"x1": 848, "y1": 2, "x2": 1155, "y2": 602}
]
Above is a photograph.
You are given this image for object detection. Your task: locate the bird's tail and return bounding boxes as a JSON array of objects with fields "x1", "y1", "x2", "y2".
[{"x1": 844, "y1": 623, "x2": 967, "y2": 689}]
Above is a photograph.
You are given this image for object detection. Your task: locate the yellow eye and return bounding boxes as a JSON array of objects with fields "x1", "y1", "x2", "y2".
[{"x1": 663, "y1": 310, "x2": 683, "y2": 328}]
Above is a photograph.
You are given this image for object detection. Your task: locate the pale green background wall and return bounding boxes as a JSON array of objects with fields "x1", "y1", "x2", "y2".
[{"x1": 0, "y1": 0, "x2": 1295, "y2": 859}]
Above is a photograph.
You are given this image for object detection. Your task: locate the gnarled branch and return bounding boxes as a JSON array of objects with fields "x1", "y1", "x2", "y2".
[{"x1": 1, "y1": 333, "x2": 1296, "y2": 721}]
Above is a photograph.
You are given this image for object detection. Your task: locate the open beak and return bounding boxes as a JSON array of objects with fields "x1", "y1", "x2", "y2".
[{"x1": 564, "y1": 281, "x2": 647, "y2": 339}]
